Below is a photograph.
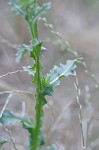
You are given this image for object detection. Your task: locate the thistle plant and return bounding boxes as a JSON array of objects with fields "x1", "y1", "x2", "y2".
[{"x1": 0, "y1": 0, "x2": 78, "y2": 150}]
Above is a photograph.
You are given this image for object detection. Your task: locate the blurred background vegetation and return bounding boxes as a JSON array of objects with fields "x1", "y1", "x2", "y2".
[{"x1": 0, "y1": 0, "x2": 99, "y2": 149}]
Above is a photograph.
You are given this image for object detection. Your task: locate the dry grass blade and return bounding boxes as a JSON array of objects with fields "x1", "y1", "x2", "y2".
[
  {"x1": 74, "y1": 72, "x2": 86, "y2": 150},
  {"x1": 0, "y1": 70, "x2": 25, "y2": 79},
  {"x1": 0, "y1": 93, "x2": 12, "y2": 118},
  {"x1": 0, "y1": 35, "x2": 17, "y2": 49},
  {"x1": 0, "y1": 90, "x2": 33, "y2": 95},
  {"x1": 50, "y1": 100, "x2": 73, "y2": 133},
  {"x1": 4, "y1": 126, "x2": 18, "y2": 150}
]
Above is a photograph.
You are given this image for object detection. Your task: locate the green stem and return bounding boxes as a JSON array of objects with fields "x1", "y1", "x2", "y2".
[
  {"x1": 28, "y1": 1, "x2": 43, "y2": 149},
  {"x1": 33, "y1": 94, "x2": 43, "y2": 150},
  {"x1": 33, "y1": 37, "x2": 42, "y2": 150}
]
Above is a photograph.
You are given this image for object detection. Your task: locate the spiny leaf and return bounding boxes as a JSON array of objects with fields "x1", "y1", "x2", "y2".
[
  {"x1": 22, "y1": 117, "x2": 34, "y2": 150},
  {"x1": 9, "y1": 0, "x2": 25, "y2": 15},
  {"x1": 30, "y1": 40, "x2": 42, "y2": 60},
  {"x1": 16, "y1": 44, "x2": 32, "y2": 63},
  {"x1": 16, "y1": 40, "x2": 42, "y2": 62},
  {"x1": 0, "y1": 109, "x2": 35, "y2": 146},
  {"x1": 42, "y1": 60, "x2": 77, "y2": 97},
  {"x1": 0, "y1": 109, "x2": 35, "y2": 150},
  {"x1": 43, "y1": 85, "x2": 53, "y2": 96},
  {"x1": 0, "y1": 137, "x2": 8, "y2": 148},
  {"x1": 23, "y1": 65, "x2": 35, "y2": 75},
  {"x1": 47, "y1": 59, "x2": 77, "y2": 86},
  {"x1": 41, "y1": 77, "x2": 53, "y2": 96},
  {"x1": 9, "y1": 0, "x2": 34, "y2": 14},
  {"x1": 0, "y1": 109, "x2": 28, "y2": 125},
  {"x1": 31, "y1": 2, "x2": 51, "y2": 24},
  {"x1": 32, "y1": 39, "x2": 42, "y2": 48},
  {"x1": 10, "y1": 0, "x2": 51, "y2": 24}
]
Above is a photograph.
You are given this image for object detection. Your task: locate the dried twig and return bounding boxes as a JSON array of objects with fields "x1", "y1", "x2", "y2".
[
  {"x1": 0, "y1": 70, "x2": 25, "y2": 79},
  {"x1": 85, "y1": 86, "x2": 93, "y2": 149},
  {"x1": 50, "y1": 100, "x2": 73, "y2": 132},
  {"x1": 4, "y1": 126, "x2": 18, "y2": 150},
  {"x1": 0, "y1": 90, "x2": 33, "y2": 95},
  {"x1": 0, "y1": 93, "x2": 18, "y2": 149},
  {"x1": 0, "y1": 93, "x2": 12, "y2": 118},
  {"x1": 74, "y1": 72, "x2": 86, "y2": 150},
  {"x1": 0, "y1": 36, "x2": 17, "y2": 49}
]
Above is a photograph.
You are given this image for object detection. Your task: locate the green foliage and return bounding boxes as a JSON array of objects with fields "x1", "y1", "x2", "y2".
[
  {"x1": 9, "y1": 0, "x2": 51, "y2": 24},
  {"x1": 30, "y1": 40, "x2": 42, "y2": 62},
  {"x1": 0, "y1": 109, "x2": 32, "y2": 127},
  {"x1": 0, "y1": 0, "x2": 98, "y2": 149},
  {"x1": 24, "y1": 59, "x2": 77, "y2": 97},
  {"x1": 41, "y1": 59, "x2": 77, "y2": 98},
  {"x1": 0, "y1": 109, "x2": 35, "y2": 146},
  {"x1": 47, "y1": 59, "x2": 77, "y2": 86},
  {"x1": 16, "y1": 44, "x2": 30, "y2": 62},
  {"x1": 16, "y1": 40, "x2": 42, "y2": 62},
  {"x1": 43, "y1": 84, "x2": 53, "y2": 96},
  {"x1": 2, "y1": 0, "x2": 78, "y2": 150}
]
